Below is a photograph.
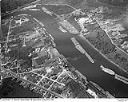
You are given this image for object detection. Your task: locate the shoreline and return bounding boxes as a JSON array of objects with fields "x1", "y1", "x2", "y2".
[{"x1": 78, "y1": 34, "x2": 128, "y2": 77}]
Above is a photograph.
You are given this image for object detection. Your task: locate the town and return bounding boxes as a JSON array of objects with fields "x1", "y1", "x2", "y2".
[
  {"x1": 1, "y1": 0, "x2": 128, "y2": 98},
  {"x1": 0, "y1": 12, "x2": 113, "y2": 98}
]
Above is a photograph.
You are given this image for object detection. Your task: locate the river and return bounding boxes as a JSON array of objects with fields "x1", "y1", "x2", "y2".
[{"x1": 2, "y1": 8, "x2": 128, "y2": 98}]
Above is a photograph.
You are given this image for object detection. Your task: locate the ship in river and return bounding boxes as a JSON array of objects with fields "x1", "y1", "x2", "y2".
[{"x1": 100, "y1": 65, "x2": 115, "y2": 75}]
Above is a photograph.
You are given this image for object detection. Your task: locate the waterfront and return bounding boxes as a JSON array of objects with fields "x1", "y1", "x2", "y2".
[
  {"x1": 1, "y1": 8, "x2": 128, "y2": 98},
  {"x1": 43, "y1": 19, "x2": 128, "y2": 98}
]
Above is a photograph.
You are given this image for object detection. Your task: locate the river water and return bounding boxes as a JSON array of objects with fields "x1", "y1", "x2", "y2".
[{"x1": 2, "y1": 8, "x2": 128, "y2": 98}]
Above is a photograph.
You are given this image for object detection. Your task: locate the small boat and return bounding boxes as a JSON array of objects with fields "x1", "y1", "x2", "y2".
[{"x1": 100, "y1": 65, "x2": 115, "y2": 75}]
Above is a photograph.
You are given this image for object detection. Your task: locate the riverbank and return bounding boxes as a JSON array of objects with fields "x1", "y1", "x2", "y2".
[
  {"x1": 76, "y1": 34, "x2": 128, "y2": 78},
  {"x1": 1, "y1": 4, "x2": 128, "y2": 97}
]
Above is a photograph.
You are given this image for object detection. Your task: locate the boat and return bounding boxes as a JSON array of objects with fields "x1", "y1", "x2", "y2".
[
  {"x1": 100, "y1": 65, "x2": 115, "y2": 75},
  {"x1": 115, "y1": 74, "x2": 128, "y2": 85}
]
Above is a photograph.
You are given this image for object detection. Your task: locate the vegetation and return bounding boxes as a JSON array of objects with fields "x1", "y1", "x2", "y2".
[
  {"x1": 85, "y1": 28, "x2": 116, "y2": 55},
  {"x1": 98, "y1": 0, "x2": 128, "y2": 7},
  {"x1": 41, "y1": 0, "x2": 66, "y2": 4},
  {"x1": 1, "y1": 0, "x2": 36, "y2": 14},
  {"x1": 43, "y1": 5, "x2": 74, "y2": 15},
  {"x1": 84, "y1": 22, "x2": 128, "y2": 72},
  {"x1": 106, "y1": 49, "x2": 128, "y2": 72},
  {"x1": 41, "y1": 0, "x2": 86, "y2": 9},
  {"x1": 65, "y1": 0, "x2": 85, "y2": 8},
  {"x1": 67, "y1": 80, "x2": 91, "y2": 98}
]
